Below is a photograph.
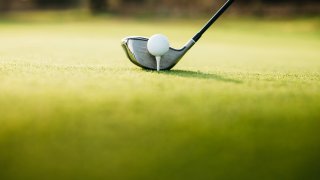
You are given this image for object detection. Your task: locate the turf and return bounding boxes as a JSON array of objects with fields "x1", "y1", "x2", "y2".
[{"x1": 0, "y1": 16, "x2": 320, "y2": 180}]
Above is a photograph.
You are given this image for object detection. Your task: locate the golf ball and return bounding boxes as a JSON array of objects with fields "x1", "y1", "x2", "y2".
[{"x1": 147, "y1": 34, "x2": 170, "y2": 56}]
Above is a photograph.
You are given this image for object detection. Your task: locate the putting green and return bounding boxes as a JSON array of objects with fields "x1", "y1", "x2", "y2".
[{"x1": 0, "y1": 16, "x2": 320, "y2": 180}]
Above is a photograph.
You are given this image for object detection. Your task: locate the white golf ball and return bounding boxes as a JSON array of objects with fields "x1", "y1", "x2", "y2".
[{"x1": 147, "y1": 34, "x2": 170, "y2": 56}]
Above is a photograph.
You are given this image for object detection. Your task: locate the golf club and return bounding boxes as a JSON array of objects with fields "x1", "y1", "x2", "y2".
[{"x1": 121, "y1": 0, "x2": 234, "y2": 70}]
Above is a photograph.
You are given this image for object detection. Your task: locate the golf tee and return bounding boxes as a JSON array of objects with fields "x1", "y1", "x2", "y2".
[{"x1": 156, "y1": 56, "x2": 161, "y2": 71}]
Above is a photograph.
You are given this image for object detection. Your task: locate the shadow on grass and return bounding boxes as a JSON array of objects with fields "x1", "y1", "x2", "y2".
[{"x1": 152, "y1": 69, "x2": 242, "y2": 83}]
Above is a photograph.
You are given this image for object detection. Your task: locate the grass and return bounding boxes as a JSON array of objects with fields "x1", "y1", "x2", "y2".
[{"x1": 0, "y1": 15, "x2": 320, "y2": 180}]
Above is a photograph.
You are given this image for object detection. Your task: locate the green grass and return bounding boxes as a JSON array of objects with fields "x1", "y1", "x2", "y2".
[{"x1": 0, "y1": 16, "x2": 320, "y2": 180}]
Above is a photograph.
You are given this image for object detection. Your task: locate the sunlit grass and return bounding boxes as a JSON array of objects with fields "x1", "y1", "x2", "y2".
[{"x1": 0, "y1": 15, "x2": 320, "y2": 180}]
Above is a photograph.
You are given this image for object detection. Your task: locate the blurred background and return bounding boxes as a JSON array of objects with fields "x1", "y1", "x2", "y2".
[{"x1": 0, "y1": 0, "x2": 319, "y2": 17}]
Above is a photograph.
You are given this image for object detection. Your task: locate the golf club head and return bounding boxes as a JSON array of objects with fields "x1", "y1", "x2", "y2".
[
  {"x1": 121, "y1": 36, "x2": 195, "y2": 70},
  {"x1": 121, "y1": 0, "x2": 233, "y2": 71}
]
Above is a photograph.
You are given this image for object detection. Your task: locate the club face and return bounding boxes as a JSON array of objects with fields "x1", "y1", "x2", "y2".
[{"x1": 121, "y1": 36, "x2": 194, "y2": 70}]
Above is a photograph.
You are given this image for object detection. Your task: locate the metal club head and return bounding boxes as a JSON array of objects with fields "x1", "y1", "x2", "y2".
[
  {"x1": 121, "y1": 37, "x2": 195, "y2": 70},
  {"x1": 121, "y1": 0, "x2": 234, "y2": 71}
]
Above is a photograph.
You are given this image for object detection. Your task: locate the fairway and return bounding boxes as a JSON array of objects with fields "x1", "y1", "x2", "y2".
[{"x1": 0, "y1": 16, "x2": 320, "y2": 179}]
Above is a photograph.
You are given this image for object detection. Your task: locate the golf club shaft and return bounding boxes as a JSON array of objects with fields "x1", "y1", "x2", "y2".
[{"x1": 192, "y1": 0, "x2": 234, "y2": 42}]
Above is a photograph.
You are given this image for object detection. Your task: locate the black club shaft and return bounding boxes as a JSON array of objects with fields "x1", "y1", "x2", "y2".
[{"x1": 192, "y1": 0, "x2": 234, "y2": 42}]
